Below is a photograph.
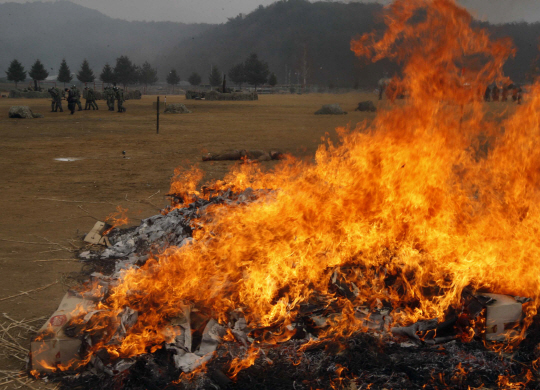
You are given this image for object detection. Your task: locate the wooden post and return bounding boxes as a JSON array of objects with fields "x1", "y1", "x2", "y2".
[{"x1": 157, "y1": 96, "x2": 160, "y2": 134}]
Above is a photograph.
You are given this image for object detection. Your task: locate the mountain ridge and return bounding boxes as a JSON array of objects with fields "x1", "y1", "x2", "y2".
[
  {"x1": 0, "y1": 0, "x2": 213, "y2": 76},
  {"x1": 2, "y1": 0, "x2": 540, "y2": 88}
]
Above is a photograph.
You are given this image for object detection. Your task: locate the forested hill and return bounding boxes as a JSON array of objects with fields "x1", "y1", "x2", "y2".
[
  {"x1": 160, "y1": 0, "x2": 389, "y2": 88},
  {"x1": 160, "y1": 0, "x2": 540, "y2": 88},
  {"x1": 2, "y1": 0, "x2": 539, "y2": 89},
  {"x1": 0, "y1": 1, "x2": 211, "y2": 76}
]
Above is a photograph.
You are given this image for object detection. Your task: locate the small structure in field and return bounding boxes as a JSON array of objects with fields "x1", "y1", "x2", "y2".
[
  {"x1": 164, "y1": 103, "x2": 192, "y2": 114},
  {"x1": 315, "y1": 104, "x2": 347, "y2": 115},
  {"x1": 8, "y1": 106, "x2": 42, "y2": 118},
  {"x1": 8, "y1": 90, "x2": 49, "y2": 99},
  {"x1": 186, "y1": 90, "x2": 258, "y2": 101},
  {"x1": 355, "y1": 101, "x2": 377, "y2": 112}
]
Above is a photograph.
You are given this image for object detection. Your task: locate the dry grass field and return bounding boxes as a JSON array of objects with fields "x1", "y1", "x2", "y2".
[{"x1": 0, "y1": 92, "x2": 379, "y2": 384}]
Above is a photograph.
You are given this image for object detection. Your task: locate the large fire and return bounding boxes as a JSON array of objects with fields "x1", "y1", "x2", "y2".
[{"x1": 32, "y1": 0, "x2": 540, "y2": 382}]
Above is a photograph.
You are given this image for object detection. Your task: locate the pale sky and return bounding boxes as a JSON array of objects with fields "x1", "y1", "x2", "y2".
[{"x1": 0, "y1": 0, "x2": 539, "y2": 24}]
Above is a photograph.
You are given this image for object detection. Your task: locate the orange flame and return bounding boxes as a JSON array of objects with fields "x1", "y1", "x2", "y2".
[
  {"x1": 34, "y1": 0, "x2": 540, "y2": 380},
  {"x1": 104, "y1": 206, "x2": 129, "y2": 234},
  {"x1": 497, "y1": 369, "x2": 533, "y2": 389},
  {"x1": 227, "y1": 345, "x2": 260, "y2": 380}
]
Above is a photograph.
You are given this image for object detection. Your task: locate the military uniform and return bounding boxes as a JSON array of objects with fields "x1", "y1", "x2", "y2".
[
  {"x1": 491, "y1": 86, "x2": 499, "y2": 102},
  {"x1": 484, "y1": 86, "x2": 491, "y2": 102},
  {"x1": 84, "y1": 88, "x2": 99, "y2": 110},
  {"x1": 66, "y1": 88, "x2": 77, "y2": 115},
  {"x1": 378, "y1": 78, "x2": 391, "y2": 100},
  {"x1": 501, "y1": 86, "x2": 508, "y2": 102},
  {"x1": 55, "y1": 87, "x2": 64, "y2": 112},
  {"x1": 48, "y1": 87, "x2": 64, "y2": 112},
  {"x1": 105, "y1": 87, "x2": 115, "y2": 111},
  {"x1": 71, "y1": 85, "x2": 83, "y2": 111},
  {"x1": 115, "y1": 87, "x2": 126, "y2": 112},
  {"x1": 48, "y1": 88, "x2": 59, "y2": 112}
]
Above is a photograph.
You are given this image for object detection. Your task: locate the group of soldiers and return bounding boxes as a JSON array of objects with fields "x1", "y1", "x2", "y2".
[
  {"x1": 47, "y1": 85, "x2": 126, "y2": 114},
  {"x1": 103, "y1": 86, "x2": 126, "y2": 112},
  {"x1": 377, "y1": 77, "x2": 525, "y2": 105},
  {"x1": 484, "y1": 84, "x2": 522, "y2": 104}
]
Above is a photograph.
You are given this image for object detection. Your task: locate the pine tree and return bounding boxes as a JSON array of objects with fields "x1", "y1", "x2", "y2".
[
  {"x1": 77, "y1": 59, "x2": 95, "y2": 84},
  {"x1": 29, "y1": 59, "x2": 49, "y2": 90},
  {"x1": 166, "y1": 69, "x2": 181, "y2": 93},
  {"x1": 132, "y1": 65, "x2": 142, "y2": 85},
  {"x1": 209, "y1": 65, "x2": 222, "y2": 88},
  {"x1": 100, "y1": 63, "x2": 115, "y2": 85},
  {"x1": 113, "y1": 56, "x2": 137, "y2": 88},
  {"x1": 5, "y1": 59, "x2": 26, "y2": 88},
  {"x1": 188, "y1": 72, "x2": 202, "y2": 86},
  {"x1": 244, "y1": 53, "x2": 269, "y2": 91},
  {"x1": 139, "y1": 61, "x2": 158, "y2": 92},
  {"x1": 57, "y1": 59, "x2": 72, "y2": 86},
  {"x1": 268, "y1": 72, "x2": 278, "y2": 87},
  {"x1": 228, "y1": 63, "x2": 246, "y2": 89}
]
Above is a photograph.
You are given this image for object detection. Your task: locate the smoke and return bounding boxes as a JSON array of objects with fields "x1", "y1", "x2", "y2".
[
  {"x1": 344, "y1": 0, "x2": 540, "y2": 24},
  {"x1": 3, "y1": 0, "x2": 540, "y2": 24}
]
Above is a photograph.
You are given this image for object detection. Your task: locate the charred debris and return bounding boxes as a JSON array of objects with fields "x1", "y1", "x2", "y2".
[{"x1": 29, "y1": 188, "x2": 540, "y2": 389}]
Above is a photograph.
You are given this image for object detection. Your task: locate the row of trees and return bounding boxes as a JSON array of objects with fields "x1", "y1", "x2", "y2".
[
  {"x1": 165, "y1": 70, "x2": 202, "y2": 92},
  {"x1": 5, "y1": 56, "x2": 159, "y2": 90},
  {"x1": 6, "y1": 59, "x2": 49, "y2": 89},
  {"x1": 99, "y1": 56, "x2": 159, "y2": 90},
  {"x1": 6, "y1": 53, "x2": 278, "y2": 92},
  {"x1": 165, "y1": 53, "x2": 277, "y2": 92}
]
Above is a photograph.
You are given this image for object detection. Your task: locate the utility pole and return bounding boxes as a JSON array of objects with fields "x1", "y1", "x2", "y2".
[{"x1": 156, "y1": 96, "x2": 160, "y2": 134}]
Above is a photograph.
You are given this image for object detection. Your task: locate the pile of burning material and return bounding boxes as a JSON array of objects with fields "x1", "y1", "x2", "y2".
[
  {"x1": 202, "y1": 149, "x2": 285, "y2": 163},
  {"x1": 28, "y1": 187, "x2": 540, "y2": 389},
  {"x1": 27, "y1": 0, "x2": 540, "y2": 388}
]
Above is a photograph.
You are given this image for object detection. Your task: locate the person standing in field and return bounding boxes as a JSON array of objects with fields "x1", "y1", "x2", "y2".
[
  {"x1": 114, "y1": 86, "x2": 126, "y2": 112},
  {"x1": 66, "y1": 87, "x2": 77, "y2": 115},
  {"x1": 501, "y1": 85, "x2": 509, "y2": 102},
  {"x1": 84, "y1": 87, "x2": 99, "y2": 110},
  {"x1": 491, "y1": 85, "x2": 499, "y2": 102},
  {"x1": 484, "y1": 85, "x2": 491, "y2": 102},
  {"x1": 378, "y1": 77, "x2": 390, "y2": 100},
  {"x1": 70, "y1": 85, "x2": 83, "y2": 111},
  {"x1": 47, "y1": 87, "x2": 56, "y2": 112},
  {"x1": 105, "y1": 87, "x2": 115, "y2": 111},
  {"x1": 48, "y1": 87, "x2": 63, "y2": 112}
]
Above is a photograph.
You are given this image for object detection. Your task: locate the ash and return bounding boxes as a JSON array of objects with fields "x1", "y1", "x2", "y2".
[
  {"x1": 59, "y1": 329, "x2": 539, "y2": 390},
  {"x1": 79, "y1": 188, "x2": 260, "y2": 275}
]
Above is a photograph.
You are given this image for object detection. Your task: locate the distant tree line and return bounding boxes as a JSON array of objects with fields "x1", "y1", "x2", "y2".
[
  {"x1": 6, "y1": 52, "x2": 278, "y2": 94},
  {"x1": 5, "y1": 56, "x2": 160, "y2": 91},
  {"x1": 166, "y1": 53, "x2": 278, "y2": 92}
]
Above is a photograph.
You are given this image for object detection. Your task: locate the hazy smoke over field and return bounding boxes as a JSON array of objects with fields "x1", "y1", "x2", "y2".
[{"x1": 0, "y1": 0, "x2": 538, "y2": 24}]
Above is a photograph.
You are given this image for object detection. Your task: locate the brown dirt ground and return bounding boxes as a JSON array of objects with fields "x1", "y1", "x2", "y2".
[{"x1": 0, "y1": 92, "x2": 381, "y2": 387}]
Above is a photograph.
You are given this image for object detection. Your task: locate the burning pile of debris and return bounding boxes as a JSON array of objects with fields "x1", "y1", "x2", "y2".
[
  {"x1": 28, "y1": 186, "x2": 540, "y2": 389},
  {"x1": 27, "y1": 0, "x2": 540, "y2": 388}
]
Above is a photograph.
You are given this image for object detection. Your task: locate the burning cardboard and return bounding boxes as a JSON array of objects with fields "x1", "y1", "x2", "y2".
[
  {"x1": 482, "y1": 293, "x2": 523, "y2": 342},
  {"x1": 84, "y1": 221, "x2": 112, "y2": 247},
  {"x1": 30, "y1": 291, "x2": 94, "y2": 373}
]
